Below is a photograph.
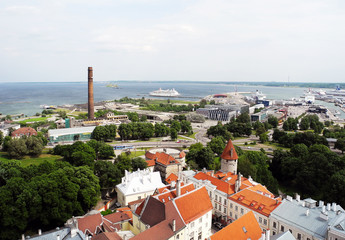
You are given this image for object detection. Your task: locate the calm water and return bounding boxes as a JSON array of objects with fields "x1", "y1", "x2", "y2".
[{"x1": 0, "y1": 81, "x2": 343, "y2": 119}]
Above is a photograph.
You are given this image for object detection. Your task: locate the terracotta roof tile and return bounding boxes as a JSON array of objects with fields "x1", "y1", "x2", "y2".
[
  {"x1": 229, "y1": 188, "x2": 281, "y2": 217},
  {"x1": 11, "y1": 127, "x2": 37, "y2": 137},
  {"x1": 174, "y1": 186, "x2": 213, "y2": 223},
  {"x1": 155, "y1": 183, "x2": 195, "y2": 203},
  {"x1": 194, "y1": 172, "x2": 235, "y2": 195},
  {"x1": 140, "y1": 197, "x2": 166, "y2": 226},
  {"x1": 104, "y1": 211, "x2": 131, "y2": 225},
  {"x1": 179, "y1": 151, "x2": 186, "y2": 158},
  {"x1": 92, "y1": 232, "x2": 122, "y2": 240},
  {"x1": 155, "y1": 152, "x2": 179, "y2": 166},
  {"x1": 146, "y1": 160, "x2": 156, "y2": 167},
  {"x1": 145, "y1": 151, "x2": 156, "y2": 160},
  {"x1": 77, "y1": 213, "x2": 103, "y2": 236},
  {"x1": 210, "y1": 211, "x2": 262, "y2": 240},
  {"x1": 221, "y1": 139, "x2": 238, "y2": 160},
  {"x1": 165, "y1": 173, "x2": 178, "y2": 184}
]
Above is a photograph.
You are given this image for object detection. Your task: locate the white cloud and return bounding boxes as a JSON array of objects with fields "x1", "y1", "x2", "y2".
[{"x1": 4, "y1": 5, "x2": 40, "y2": 14}]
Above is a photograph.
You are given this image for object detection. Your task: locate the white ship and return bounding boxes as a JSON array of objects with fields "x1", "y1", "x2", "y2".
[
  {"x1": 149, "y1": 88, "x2": 180, "y2": 97},
  {"x1": 253, "y1": 90, "x2": 266, "y2": 101}
]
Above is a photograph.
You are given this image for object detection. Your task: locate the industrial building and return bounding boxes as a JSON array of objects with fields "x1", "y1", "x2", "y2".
[{"x1": 48, "y1": 126, "x2": 96, "y2": 143}]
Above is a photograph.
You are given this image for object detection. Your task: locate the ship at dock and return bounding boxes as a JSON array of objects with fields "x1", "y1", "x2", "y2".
[{"x1": 149, "y1": 88, "x2": 180, "y2": 97}]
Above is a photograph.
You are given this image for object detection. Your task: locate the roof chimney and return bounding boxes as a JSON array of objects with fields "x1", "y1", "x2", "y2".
[
  {"x1": 22, "y1": 234, "x2": 25, "y2": 240},
  {"x1": 327, "y1": 203, "x2": 331, "y2": 211},
  {"x1": 332, "y1": 203, "x2": 337, "y2": 212},
  {"x1": 57, "y1": 235, "x2": 61, "y2": 240},
  {"x1": 295, "y1": 193, "x2": 300, "y2": 202},
  {"x1": 176, "y1": 179, "x2": 181, "y2": 197},
  {"x1": 322, "y1": 205, "x2": 326, "y2": 213},
  {"x1": 266, "y1": 229, "x2": 270, "y2": 240},
  {"x1": 172, "y1": 219, "x2": 176, "y2": 232},
  {"x1": 319, "y1": 200, "x2": 324, "y2": 207},
  {"x1": 261, "y1": 232, "x2": 266, "y2": 240},
  {"x1": 306, "y1": 209, "x2": 309, "y2": 216},
  {"x1": 38, "y1": 229, "x2": 42, "y2": 235}
]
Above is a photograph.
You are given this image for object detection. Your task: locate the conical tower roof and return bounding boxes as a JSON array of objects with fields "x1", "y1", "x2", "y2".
[{"x1": 221, "y1": 139, "x2": 238, "y2": 160}]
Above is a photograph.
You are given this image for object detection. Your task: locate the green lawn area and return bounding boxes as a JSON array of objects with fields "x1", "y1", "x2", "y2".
[
  {"x1": 128, "y1": 151, "x2": 145, "y2": 158},
  {"x1": 0, "y1": 152, "x2": 62, "y2": 167},
  {"x1": 16, "y1": 116, "x2": 49, "y2": 124},
  {"x1": 145, "y1": 99, "x2": 198, "y2": 105}
]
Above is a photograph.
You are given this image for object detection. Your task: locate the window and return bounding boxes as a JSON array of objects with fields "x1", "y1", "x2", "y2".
[
  {"x1": 191, "y1": 222, "x2": 195, "y2": 228},
  {"x1": 215, "y1": 195, "x2": 218, "y2": 201},
  {"x1": 219, "y1": 197, "x2": 222, "y2": 203},
  {"x1": 297, "y1": 233, "x2": 301, "y2": 240},
  {"x1": 273, "y1": 222, "x2": 277, "y2": 228},
  {"x1": 230, "y1": 203, "x2": 233, "y2": 209},
  {"x1": 199, "y1": 218, "x2": 202, "y2": 223},
  {"x1": 224, "y1": 208, "x2": 226, "y2": 214},
  {"x1": 241, "y1": 208, "x2": 244, "y2": 214},
  {"x1": 235, "y1": 214, "x2": 238, "y2": 220},
  {"x1": 189, "y1": 232, "x2": 194, "y2": 240},
  {"x1": 235, "y1": 206, "x2": 238, "y2": 211},
  {"x1": 138, "y1": 196, "x2": 141, "y2": 200},
  {"x1": 198, "y1": 232, "x2": 202, "y2": 240},
  {"x1": 259, "y1": 217, "x2": 262, "y2": 223},
  {"x1": 264, "y1": 219, "x2": 267, "y2": 225},
  {"x1": 218, "y1": 205, "x2": 221, "y2": 211},
  {"x1": 224, "y1": 199, "x2": 226, "y2": 205},
  {"x1": 230, "y1": 212, "x2": 232, "y2": 217},
  {"x1": 281, "y1": 226, "x2": 284, "y2": 232},
  {"x1": 273, "y1": 231, "x2": 276, "y2": 235},
  {"x1": 289, "y1": 229, "x2": 292, "y2": 234},
  {"x1": 177, "y1": 234, "x2": 179, "y2": 239}
]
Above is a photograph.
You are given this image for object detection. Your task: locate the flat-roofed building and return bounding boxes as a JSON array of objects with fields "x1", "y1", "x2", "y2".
[{"x1": 48, "y1": 126, "x2": 96, "y2": 143}]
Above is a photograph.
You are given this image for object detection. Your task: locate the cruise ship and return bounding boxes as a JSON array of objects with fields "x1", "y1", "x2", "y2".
[{"x1": 149, "y1": 88, "x2": 180, "y2": 97}]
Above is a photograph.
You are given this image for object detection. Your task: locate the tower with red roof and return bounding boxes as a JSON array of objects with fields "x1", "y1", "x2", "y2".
[{"x1": 220, "y1": 139, "x2": 238, "y2": 174}]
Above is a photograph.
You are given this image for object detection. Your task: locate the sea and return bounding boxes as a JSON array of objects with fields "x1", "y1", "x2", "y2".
[{"x1": 0, "y1": 81, "x2": 344, "y2": 119}]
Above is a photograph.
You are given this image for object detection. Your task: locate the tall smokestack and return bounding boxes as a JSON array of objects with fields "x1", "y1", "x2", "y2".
[{"x1": 88, "y1": 67, "x2": 94, "y2": 119}]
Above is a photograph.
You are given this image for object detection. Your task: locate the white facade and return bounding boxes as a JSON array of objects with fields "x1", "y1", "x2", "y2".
[
  {"x1": 116, "y1": 169, "x2": 165, "y2": 206},
  {"x1": 183, "y1": 210, "x2": 213, "y2": 240}
]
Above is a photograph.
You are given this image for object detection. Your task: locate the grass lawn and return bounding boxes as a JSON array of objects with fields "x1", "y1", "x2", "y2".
[
  {"x1": 128, "y1": 151, "x2": 145, "y2": 158},
  {"x1": 16, "y1": 117, "x2": 49, "y2": 124},
  {"x1": 178, "y1": 135, "x2": 191, "y2": 140},
  {"x1": 0, "y1": 151, "x2": 62, "y2": 167},
  {"x1": 145, "y1": 99, "x2": 198, "y2": 105}
]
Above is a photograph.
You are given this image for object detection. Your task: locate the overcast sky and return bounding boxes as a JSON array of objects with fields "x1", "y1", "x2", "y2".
[{"x1": 1, "y1": 0, "x2": 345, "y2": 82}]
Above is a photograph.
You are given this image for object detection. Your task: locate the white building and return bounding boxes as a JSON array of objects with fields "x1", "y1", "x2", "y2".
[
  {"x1": 115, "y1": 168, "x2": 165, "y2": 206},
  {"x1": 270, "y1": 196, "x2": 345, "y2": 240}
]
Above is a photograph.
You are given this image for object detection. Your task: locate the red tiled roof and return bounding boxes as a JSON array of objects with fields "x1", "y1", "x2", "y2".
[
  {"x1": 165, "y1": 173, "x2": 178, "y2": 184},
  {"x1": 135, "y1": 200, "x2": 145, "y2": 216},
  {"x1": 146, "y1": 160, "x2": 155, "y2": 167},
  {"x1": 221, "y1": 139, "x2": 238, "y2": 160},
  {"x1": 174, "y1": 186, "x2": 213, "y2": 224},
  {"x1": 11, "y1": 127, "x2": 37, "y2": 137},
  {"x1": 145, "y1": 151, "x2": 156, "y2": 160},
  {"x1": 155, "y1": 183, "x2": 195, "y2": 203},
  {"x1": 210, "y1": 211, "x2": 262, "y2": 240},
  {"x1": 194, "y1": 172, "x2": 235, "y2": 195},
  {"x1": 77, "y1": 213, "x2": 103, "y2": 236},
  {"x1": 116, "y1": 207, "x2": 133, "y2": 219},
  {"x1": 104, "y1": 211, "x2": 131, "y2": 225},
  {"x1": 179, "y1": 151, "x2": 186, "y2": 158},
  {"x1": 92, "y1": 232, "x2": 122, "y2": 240},
  {"x1": 155, "y1": 152, "x2": 179, "y2": 166},
  {"x1": 229, "y1": 188, "x2": 281, "y2": 217}
]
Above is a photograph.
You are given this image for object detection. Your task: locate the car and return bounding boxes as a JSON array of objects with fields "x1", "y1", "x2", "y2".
[
  {"x1": 214, "y1": 222, "x2": 223, "y2": 229},
  {"x1": 247, "y1": 146, "x2": 252, "y2": 149}
]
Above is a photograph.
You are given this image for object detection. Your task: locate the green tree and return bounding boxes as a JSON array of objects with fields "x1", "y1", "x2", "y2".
[
  {"x1": 171, "y1": 120, "x2": 181, "y2": 133},
  {"x1": 7, "y1": 138, "x2": 28, "y2": 159},
  {"x1": 115, "y1": 153, "x2": 132, "y2": 174},
  {"x1": 259, "y1": 133, "x2": 268, "y2": 143},
  {"x1": 94, "y1": 161, "x2": 122, "y2": 189},
  {"x1": 207, "y1": 136, "x2": 226, "y2": 156},
  {"x1": 267, "y1": 115, "x2": 278, "y2": 128},
  {"x1": 170, "y1": 128, "x2": 178, "y2": 140},
  {"x1": 180, "y1": 120, "x2": 193, "y2": 134},
  {"x1": 335, "y1": 139, "x2": 345, "y2": 153},
  {"x1": 104, "y1": 124, "x2": 117, "y2": 140},
  {"x1": 132, "y1": 157, "x2": 148, "y2": 170},
  {"x1": 0, "y1": 131, "x2": 3, "y2": 146},
  {"x1": 91, "y1": 126, "x2": 110, "y2": 141},
  {"x1": 98, "y1": 144, "x2": 115, "y2": 159},
  {"x1": 25, "y1": 136, "x2": 44, "y2": 157}
]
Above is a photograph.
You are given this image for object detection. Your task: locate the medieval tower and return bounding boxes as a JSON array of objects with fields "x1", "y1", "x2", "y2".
[
  {"x1": 220, "y1": 139, "x2": 238, "y2": 174},
  {"x1": 88, "y1": 67, "x2": 94, "y2": 120}
]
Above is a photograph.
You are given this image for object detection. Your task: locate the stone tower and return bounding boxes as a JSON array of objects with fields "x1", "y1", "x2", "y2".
[{"x1": 220, "y1": 139, "x2": 238, "y2": 174}]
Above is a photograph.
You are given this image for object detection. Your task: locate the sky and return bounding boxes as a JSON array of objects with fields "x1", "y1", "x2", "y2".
[{"x1": 1, "y1": 0, "x2": 345, "y2": 83}]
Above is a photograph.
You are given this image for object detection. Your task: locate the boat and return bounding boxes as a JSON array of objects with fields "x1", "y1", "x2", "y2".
[
  {"x1": 253, "y1": 90, "x2": 266, "y2": 101},
  {"x1": 326, "y1": 86, "x2": 345, "y2": 97},
  {"x1": 106, "y1": 83, "x2": 119, "y2": 88},
  {"x1": 149, "y1": 88, "x2": 180, "y2": 97}
]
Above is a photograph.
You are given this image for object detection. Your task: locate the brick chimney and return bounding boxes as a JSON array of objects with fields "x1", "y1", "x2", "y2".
[{"x1": 88, "y1": 67, "x2": 94, "y2": 120}]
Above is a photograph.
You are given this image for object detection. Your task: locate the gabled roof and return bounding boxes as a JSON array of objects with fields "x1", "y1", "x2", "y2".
[
  {"x1": 146, "y1": 160, "x2": 155, "y2": 167},
  {"x1": 221, "y1": 139, "x2": 238, "y2": 160},
  {"x1": 131, "y1": 201, "x2": 185, "y2": 240},
  {"x1": 194, "y1": 172, "x2": 234, "y2": 195},
  {"x1": 92, "y1": 232, "x2": 122, "y2": 240},
  {"x1": 229, "y1": 187, "x2": 281, "y2": 217},
  {"x1": 77, "y1": 213, "x2": 103, "y2": 236},
  {"x1": 174, "y1": 186, "x2": 213, "y2": 223},
  {"x1": 179, "y1": 151, "x2": 186, "y2": 158},
  {"x1": 11, "y1": 127, "x2": 37, "y2": 137},
  {"x1": 165, "y1": 173, "x2": 178, "y2": 184},
  {"x1": 154, "y1": 183, "x2": 195, "y2": 203},
  {"x1": 139, "y1": 197, "x2": 166, "y2": 227},
  {"x1": 209, "y1": 211, "x2": 262, "y2": 240},
  {"x1": 103, "y1": 211, "x2": 131, "y2": 225},
  {"x1": 155, "y1": 152, "x2": 180, "y2": 166}
]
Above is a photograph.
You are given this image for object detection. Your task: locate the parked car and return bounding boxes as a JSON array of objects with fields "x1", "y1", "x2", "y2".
[{"x1": 214, "y1": 222, "x2": 223, "y2": 229}]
